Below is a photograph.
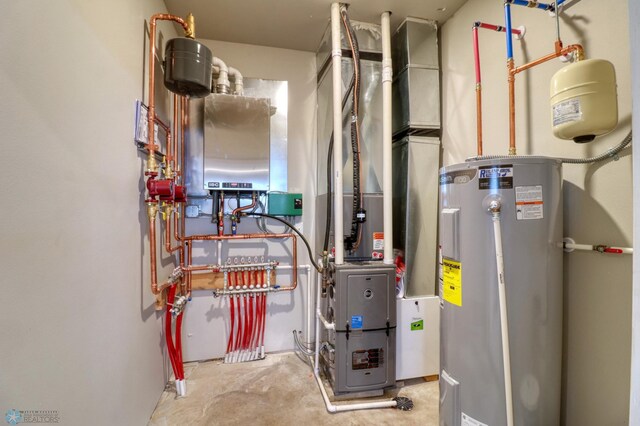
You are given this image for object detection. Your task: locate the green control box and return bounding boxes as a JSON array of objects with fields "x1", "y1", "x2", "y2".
[{"x1": 268, "y1": 193, "x2": 303, "y2": 216}]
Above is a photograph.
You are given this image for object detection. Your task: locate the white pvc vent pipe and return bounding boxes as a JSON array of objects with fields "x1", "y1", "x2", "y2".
[
  {"x1": 228, "y1": 66, "x2": 244, "y2": 95},
  {"x1": 381, "y1": 11, "x2": 393, "y2": 265},
  {"x1": 331, "y1": 2, "x2": 345, "y2": 265},
  {"x1": 212, "y1": 57, "x2": 230, "y2": 94}
]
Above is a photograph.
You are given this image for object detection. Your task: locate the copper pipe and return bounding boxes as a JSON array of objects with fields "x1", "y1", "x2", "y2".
[
  {"x1": 507, "y1": 43, "x2": 584, "y2": 155},
  {"x1": 183, "y1": 265, "x2": 222, "y2": 272},
  {"x1": 186, "y1": 233, "x2": 293, "y2": 241},
  {"x1": 186, "y1": 241, "x2": 192, "y2": 295},
  {"x1": 513, "y1": 43, "x2": 584, "y2": 75},
  {"x1": 146, "y1": 13, "x2": 191, "y2": 302},
  {"x1": 147, "y1": 14, "x2": 189, "y2": 172},
  {"x1": 164, "y1": 209, "x2": 183, "y2": 253},
  {"x1": 218, "y1": 192, "x2": 225, "y2": 236},
  {"x1": 184, "y1": 233, "x2": 299, "y2": 291},
  {"x1": 232, "y1": 192, "x2": 257, "y2": 218},
  {"x1": 180, "y1": 96, "x2": 187, "y2": 242},
  {"x1": 148, "y1": 203, "x2": 172, "y2": 295},
  {"x1": 149, "y1": 206, "x2": 159, "y2": 293},
  {"x1": 183, "y1": 242, "x2": 193, "y2": 297},
  {"x1": 476, "y1": 84, "x2": 483, "y2": 156}
]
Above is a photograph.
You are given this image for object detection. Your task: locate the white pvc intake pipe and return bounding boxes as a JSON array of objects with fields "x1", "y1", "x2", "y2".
[
  {"x1": 212, "y1": 57, "x2": 230, "y2": 94},
  {"x1": 381, "y1": 11, "x2": 393, "y2": 265},
  {"x1": 331, "y1": 2, "x2": 345, "y2": 265},
  {"x1": 492, "y1": 211, "x2": 514, "y2": 426},
  {"x1": 228, "y1": 66, "x2": 244, "y2": 95}
]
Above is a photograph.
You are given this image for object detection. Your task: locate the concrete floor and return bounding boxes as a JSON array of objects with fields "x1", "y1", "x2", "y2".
[{"x1": 149, "y1": 352, "x2": 439, "y2": 425}]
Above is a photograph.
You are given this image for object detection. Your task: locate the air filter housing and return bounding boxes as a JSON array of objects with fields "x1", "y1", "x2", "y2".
[
  {"x1": 164, "y1": 37, "x2": 212, "y2": 98},
  {"x1": 550, "y1": 59, "x2": 618, "y2": 143}
]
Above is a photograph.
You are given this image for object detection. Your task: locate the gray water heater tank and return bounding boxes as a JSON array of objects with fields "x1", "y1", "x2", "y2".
[
  {"x1": 438, "y1": 157, "x2": 563, "y2": 426},
  {"x1": 164, "y1": 37, "x2": 213, "y2": 98}
]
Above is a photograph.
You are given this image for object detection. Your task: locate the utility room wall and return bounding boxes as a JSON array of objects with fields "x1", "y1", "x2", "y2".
[
  {"x1": 441, "y1": 1, "x2": 632, "y2": 424},
  {"x1": 0, "y1": 0, "x2": 179, "y2": 424}
]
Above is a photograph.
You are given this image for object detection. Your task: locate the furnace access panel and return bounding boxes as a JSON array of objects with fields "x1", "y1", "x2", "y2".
[{"x1": 203, "y1": 94, "x2": 271, "y2": 191}]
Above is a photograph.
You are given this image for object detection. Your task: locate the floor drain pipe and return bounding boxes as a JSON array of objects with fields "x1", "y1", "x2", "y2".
[{"x1": 489, "y1": 199, "x2": 514, "y2": 426}]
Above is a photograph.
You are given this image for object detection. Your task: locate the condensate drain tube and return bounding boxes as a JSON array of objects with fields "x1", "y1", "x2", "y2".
[{"x1": 489, "y1": 200, "x2": 514, "y2": 426}]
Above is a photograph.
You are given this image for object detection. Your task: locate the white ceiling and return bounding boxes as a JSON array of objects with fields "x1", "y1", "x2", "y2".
[{"x1": 164, "y1": 0, "x2": 467, "y2": 52}]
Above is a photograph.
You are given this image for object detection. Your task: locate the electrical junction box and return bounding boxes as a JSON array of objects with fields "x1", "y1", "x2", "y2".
[{"x1": 268, "y1": 193, "x2": 303, "y2": 216}]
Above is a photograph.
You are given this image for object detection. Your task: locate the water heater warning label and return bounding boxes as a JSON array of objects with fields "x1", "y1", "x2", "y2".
[
  {"x1": 442, "y1": 259, "x2": 462, "y2": 307},
  {"x1": 515, "y1": 185, "x2": 544, "y2": 220}
]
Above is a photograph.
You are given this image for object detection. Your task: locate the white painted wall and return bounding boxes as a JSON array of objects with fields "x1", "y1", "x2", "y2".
[
  {"x1": 0, "y1": 1, "x2": 179, "y2": 424},
  {"x1": 441, "y1": 1, "x2": 632, "y2": 424},
  {"x1": 181, "y1": 40, "x2": 318, "y2": 361}
]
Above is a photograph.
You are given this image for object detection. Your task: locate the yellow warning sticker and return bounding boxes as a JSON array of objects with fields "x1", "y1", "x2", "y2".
[{"x1": 443, "y1": 259, "x2": 462, "y2": 306}]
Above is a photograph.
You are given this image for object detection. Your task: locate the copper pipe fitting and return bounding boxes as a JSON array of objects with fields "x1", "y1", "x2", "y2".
[
  {"x1": 147, "y1": 13, "x2": 192, "y2": 174},
  {"x1": 232, "y1": 192, "x2": 258, "y2": 219},
  {"x1": 476, "y1": 83, "x2": 483, "y2": 156},
  {"x1": 184, "y1": 233, "x2": 299, "y2": 291},
  {"x1": 147, "y1": 202, "x2": 160, "y2": 294},
  {"x1": 164, "y1": 207, "x2": 183, "y2": 253},
  {"x1": 506, "y1": 44, "x2": 584, "y2": 156}
]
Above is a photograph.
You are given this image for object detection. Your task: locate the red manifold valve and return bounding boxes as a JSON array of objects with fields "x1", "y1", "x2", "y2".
[{"x1": 147, "y1": 177, "x2": 175, "y2": 201}]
